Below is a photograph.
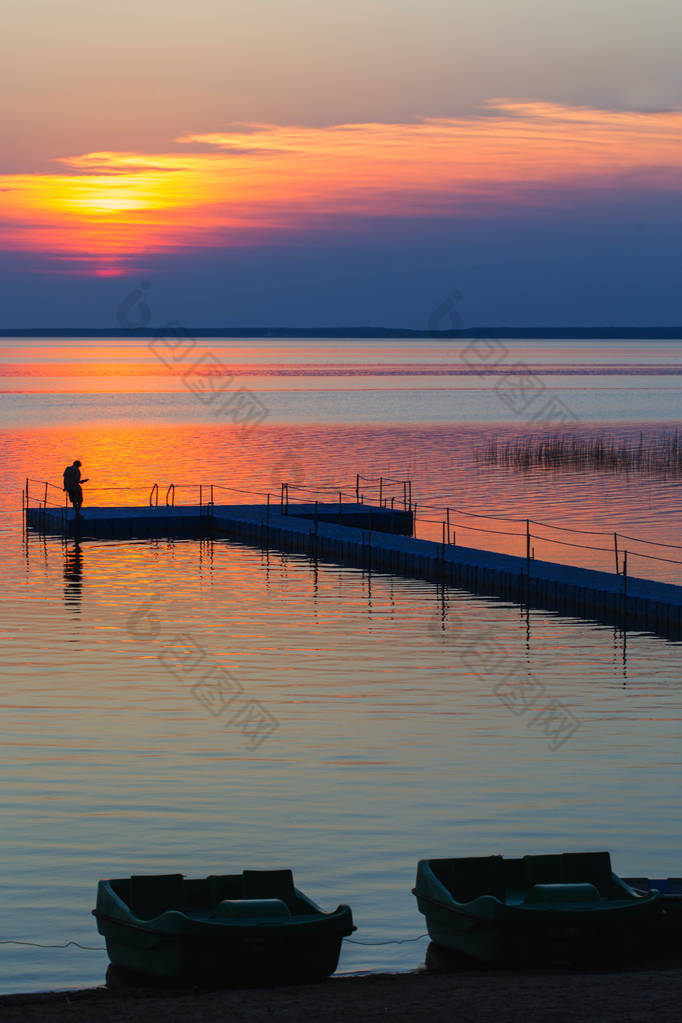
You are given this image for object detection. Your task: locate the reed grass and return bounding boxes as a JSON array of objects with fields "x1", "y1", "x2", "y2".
[{"x1": 478, "y1": 430, "x2": 682, "y2": 476}]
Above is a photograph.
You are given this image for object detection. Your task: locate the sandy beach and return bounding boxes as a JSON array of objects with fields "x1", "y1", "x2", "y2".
[{"x1": 3, "y1": 967, "x2": 682, "y2": 1023}]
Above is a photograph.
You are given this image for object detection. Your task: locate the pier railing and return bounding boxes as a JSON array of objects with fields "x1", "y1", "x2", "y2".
[
  {"x1": 23, "y1": 475, "x2": 682, "y2": 586},
  {"x1": 410, "y1": 500, "x2": 682, "y2": 588}
]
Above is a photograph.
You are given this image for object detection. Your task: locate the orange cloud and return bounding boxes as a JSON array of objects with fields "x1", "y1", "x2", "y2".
[{"x1": 1, "y1": 101, "x2": 681, "y2": 275}]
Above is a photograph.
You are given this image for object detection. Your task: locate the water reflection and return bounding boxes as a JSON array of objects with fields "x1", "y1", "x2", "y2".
[
  {"x1": 6, "y1": 418, "x2": 682, "y2": 585},
  {"x1": 63, "y1": 540, "x2": 83, "y2": 610},
  {"x1": 429, "y1": 580, "x2": 629, "y2": 679},
  {"x1": 5, "y1": 527, "x2": 682, "y2": 994},
  {"x1": 5, "y1": 344, "x2": 682, "y2": 995}
]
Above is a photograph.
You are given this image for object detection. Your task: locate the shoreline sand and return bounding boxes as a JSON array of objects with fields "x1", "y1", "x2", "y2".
[{"x1": 3, "y1": 965, "x2": 682, "y2": 1023}]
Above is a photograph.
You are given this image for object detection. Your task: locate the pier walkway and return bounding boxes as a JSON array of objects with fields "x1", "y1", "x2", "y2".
[{"x1": 24, "y1": 488, "x2": 682, "y2": 638}]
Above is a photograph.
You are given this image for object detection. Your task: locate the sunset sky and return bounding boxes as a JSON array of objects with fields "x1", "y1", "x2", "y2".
[{"x1": 2, "y1": 0, "x2": 681, "y2": 327}]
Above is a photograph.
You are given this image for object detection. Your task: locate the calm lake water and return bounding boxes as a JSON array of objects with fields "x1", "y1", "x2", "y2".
[{"x1": 2, "y1": 338, "x2": 682, "y2": 993}]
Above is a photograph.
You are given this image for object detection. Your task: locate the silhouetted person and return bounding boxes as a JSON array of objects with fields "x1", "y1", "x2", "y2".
[{"x1": 63, "y1": 460, "x2": 89, "y2": 516}]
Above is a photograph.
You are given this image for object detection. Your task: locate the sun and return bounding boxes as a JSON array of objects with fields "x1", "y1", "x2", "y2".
[{"x1": 50, "y1": 172, "x2": 179, "y2": 217}]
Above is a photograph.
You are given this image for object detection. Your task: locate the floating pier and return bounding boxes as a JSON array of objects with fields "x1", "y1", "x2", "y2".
[
  {"x1": 25, "y1": 498, "x2": 682, "y2": 637},
  {"x1": 25, "y1": 502, "x2": 413, "y2": 540}
]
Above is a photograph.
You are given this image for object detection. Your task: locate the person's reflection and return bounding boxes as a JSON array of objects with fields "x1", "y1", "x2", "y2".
[{"x1": 63, "y1": 541, "x2": 84, "y2": 610}]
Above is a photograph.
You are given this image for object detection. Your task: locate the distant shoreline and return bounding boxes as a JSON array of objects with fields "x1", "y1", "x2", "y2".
[{"x1": 2, "y1": 327, "x2": 682, "y2": 340}]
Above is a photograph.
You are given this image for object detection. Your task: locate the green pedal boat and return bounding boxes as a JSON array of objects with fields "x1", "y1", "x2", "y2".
[
  {"x1": 94, "y1": 869, "x2": 355, "y2": 986},
  {"x1": 414, "y1": 852, "x2": 662, "y2": 965},
  {"x1": 623, "y1": 876, "x2": 682, "y2": 953}
]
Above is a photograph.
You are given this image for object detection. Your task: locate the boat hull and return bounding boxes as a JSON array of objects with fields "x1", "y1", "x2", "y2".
[
  {"x1": 414, "y1": 853, "x2": 662, "y2": 966},
  {"x1": 623, "y1": 877, "x2": 682, "y2": 955},
  {"x1": 418, "y1": 901, "x2": 660, "y2": 966},
  {"x1": 101, "y1": 927, "x2": 345, "y2": 986},
  {"x1": 94, "y1": 871, "x2": 354, "y2": 986}
]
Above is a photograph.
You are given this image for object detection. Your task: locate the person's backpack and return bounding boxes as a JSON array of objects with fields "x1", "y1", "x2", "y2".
[{"x1": 63, "y1": 465, "x2": 76, "y2": 491}]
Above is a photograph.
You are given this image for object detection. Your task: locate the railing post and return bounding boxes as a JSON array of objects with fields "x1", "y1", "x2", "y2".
[
  {"x1": 446, "y1": 507, "x2": 451, "y2": 544},
  {"x1": 412, "y1": 502, "x2": 417, "y2": 538},
  {"x1": 338, "y1": 490, "x2": 342, "y2": 522},
  {"x1": 210, "y1": 484, "x2": 214, "y2": 506},
  {"x1": 403, "y1": 481, "x2": 407, "y2": 510},
  {"x1": 356, "y1": 474, "x2": 360, "y2": 502},
  {"x1": 441, "y1": 521, "x2": 446, "y2": 562},
  {"x1": 199, "y1": 484, "x2": 203, "y2": 509},
  {"x1": 526, "y1": 519, "x2": 531, "y2": 575},
  {"x1": 408, "y1": 480, "x2": 412, "y2": 511},
  {"x1": 44, "y1": 482, "x2": 48, "y2": 508},
  {"x1": 25, "y1": 478, "x2": 29, "y2": 508},
  {"x1": 623, "y1": 550, "x2": 628, "y2": 604},
  {"x1": 379, "y1": 477, "x2": 383, "y2": 507},
  {"x1": 614, "y1": 532, "x2": 619, "y2": 575}
]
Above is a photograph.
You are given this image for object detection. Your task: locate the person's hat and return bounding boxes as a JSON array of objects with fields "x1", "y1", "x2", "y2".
[{"x1": 74, "y1": 460, "x2": 82, "y2": 466}]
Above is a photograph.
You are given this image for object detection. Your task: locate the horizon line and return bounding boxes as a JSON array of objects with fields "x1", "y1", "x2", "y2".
[{"x1": 2, "y1": 326, "x2": 682, "y2": 340}]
